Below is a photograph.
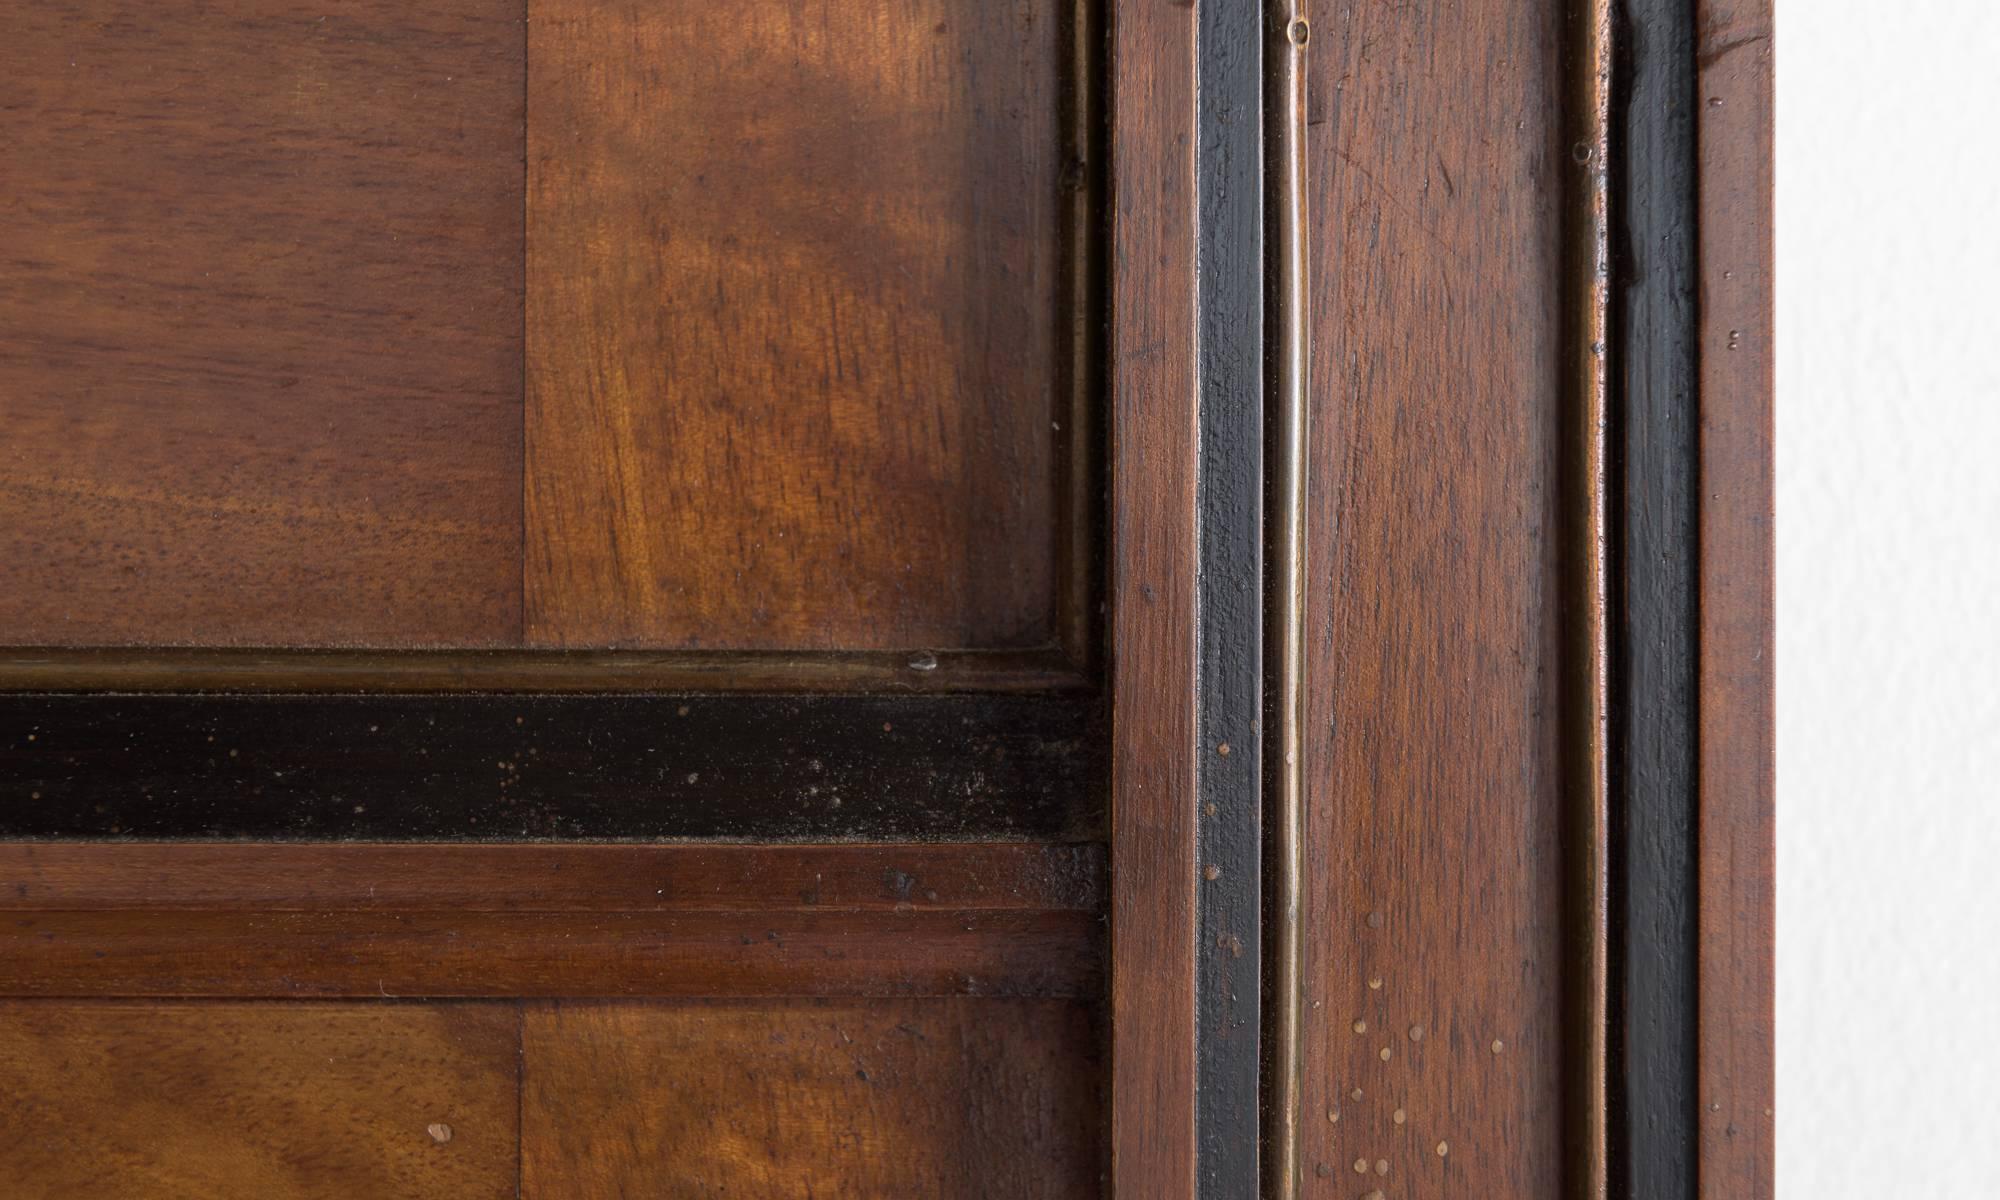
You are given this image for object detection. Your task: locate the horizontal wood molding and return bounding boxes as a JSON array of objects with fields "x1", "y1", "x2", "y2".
[
  {"x1": 0, "y1": 910, "x2": 1099, "y2": 999},
  {"x1": 0, "y1": 842, "x2": 1102, "y2": 913},
  {"x1": 0, "y1": 843, "x2": 1103, "y2": 999},
  {"x1": 0, "y1": 646, "x2": 1089, "y2": 694}
]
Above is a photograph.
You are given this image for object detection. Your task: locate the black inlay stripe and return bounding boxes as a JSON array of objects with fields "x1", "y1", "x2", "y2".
[
  {"x1": 1611, "y1": 0, "x2": 1700, "y2": 1193},
  {"x1": 0, "y1": 693, "x2": 1102, "y2": 841},
  {"x1": 1195, "y1": 0, "x2": 1265, "y2": 1193}
]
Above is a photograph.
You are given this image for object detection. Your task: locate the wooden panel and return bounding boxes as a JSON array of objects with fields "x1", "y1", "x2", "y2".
[
  {"x1": 526, "y1": 0, "x2": 1073, "y2": 651},
  {"x1": 1695, "y1": 1, "x2": 1776, "y2": 1193},
  {"x1": 0, "y1": 2, "x2": 526, "y2": 649},
  {"x1": 521, "y1": 999, "x2": 1100, "y2": 1198},
  {"x1": 1296, "y1": 0, "x2": 1567, "y2": 1196},
  {"x1": 1106, "y1": 0, "x2": 1199, "y2": 1194},
  {"x1": 0, "y1": 1001, "x2": 517, "y2": 1198}
]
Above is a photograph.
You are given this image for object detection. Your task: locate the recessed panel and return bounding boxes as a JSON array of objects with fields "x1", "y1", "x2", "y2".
[
  {"x1": 0, "y1": 2, "x2": 527, "y2": 649},
  {"x1": 526, "y1": 0, "x2": 1077, "y2": 650},
  {"x1": 521, "y1": 999, "x2": 1101, "y2": 1197},
  {"x1": 0, "y1": 1002, "x2": 518, "y2": 1198}
]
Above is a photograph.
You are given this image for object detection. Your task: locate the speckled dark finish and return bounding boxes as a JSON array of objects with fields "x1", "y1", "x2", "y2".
[{"x1": 0, "y1": 693, "x2": 1101, "y2": 841}]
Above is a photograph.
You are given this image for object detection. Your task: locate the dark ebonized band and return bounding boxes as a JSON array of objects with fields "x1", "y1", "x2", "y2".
[
  {"x1": 0, "y1": 692, "x2": 1102, "y2": 841},
  {"x1": 1195, "y1": 1, "x2": 1266, "y2": 1194},
  {"x1": 1611, "y1": 0, "x2": 1701, "y2": 1193}
]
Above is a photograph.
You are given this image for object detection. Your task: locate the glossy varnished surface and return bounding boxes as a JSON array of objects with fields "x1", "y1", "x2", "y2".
[
  {"x1": 1296, "y1": 0, "x2": 1568, "y2": 1194},
  {"x1": 526, "y1": 0, "x2": 1078, "y2": 651},
  {"x1": 0, "y1": 1, "x2": 526, "y2": 649}
]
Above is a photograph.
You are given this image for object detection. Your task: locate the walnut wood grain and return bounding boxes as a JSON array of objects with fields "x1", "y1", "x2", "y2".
[
  {"x1": 1695, "y1": 2, "x2": 1776, "y2": 1193},
  {"x1": 525, "y1": 0, "x2": 1077, "y2": 652},
  {"x1": 0, "y1": 1, "x2": 525, "y2": 649},
  {"x1": 1296, "y1": 0, "x2": 1569, "y2": 1195},
  {"x1": 520, "y1": 999, "x2": 1100, "y2": 1198},
  {"x1": 0, "y1": 838, "x2": 1101, "y2": 1001},
  {"x1": 1106, "y1": 0, "x2": 1200, "y2": 1193},
  {"x1": 0, "y1": 1002, "x2": 518, "y2": 1199}
]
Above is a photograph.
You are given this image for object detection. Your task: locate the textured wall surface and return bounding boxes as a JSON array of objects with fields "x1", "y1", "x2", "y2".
[{"x1": 1778, "y1": 2, "x2": 2000, "y2": 1195}]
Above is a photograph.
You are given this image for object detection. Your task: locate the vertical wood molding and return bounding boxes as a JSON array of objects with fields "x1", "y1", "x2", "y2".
[
  {"x1": 1569, "y1": 1, "x2": 1614, "y2": 1197},
  {"x1": 1694, "y1": 1, "x2": 1775, "y2": 1194},
  {"x1": 1610, "y1": 1, "x2": 1772, "y2": 1195},
  {"x1": 1294, "y1": 0, "x2": 1572, "y2": 1193},
  {"x1": 1262, "y1": 0, "x2": 1309, "y2": 1195},
  {"x1": 1108, "y1": 0, "x2": 1201, "y2": 1192}
]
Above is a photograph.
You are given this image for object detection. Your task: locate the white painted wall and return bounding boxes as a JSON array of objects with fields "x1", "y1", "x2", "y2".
[{"x1": 1777, "y1": 2, "x2": 2000, "y2": 1195}]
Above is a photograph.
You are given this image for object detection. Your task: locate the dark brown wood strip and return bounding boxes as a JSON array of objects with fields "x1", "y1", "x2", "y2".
[
  {"x1": 0, "y1": 0, "x2": 526, "y2": 649},
  {"x1": 0, "y1": 646, "x2": 1084, "y2": 694},
  {"x1": 1296, "y1": 0, "x2": 1568, "y2": 1194},
  {"x1": 525, "y1": 0, "x2": 1075, "y2": 652},
  {"x1": 1106, "y1": 0, "x2": 1200, "y2": 1193},
  {"x1": 0, "y1": 842, "x2": 1104, "y2": 914},
  {"x1": 0, "y1": 1001, "x2": 518, "y2": 1199},
  {"x1": 1695, "y1": 2, "x2": 1776, "y2": 1193},
  {"x1": 520, "y1": 999, "x2": 1101, "y2": 1199},
  {"x1": 0, "y1": 910, "x2": 1101, "y2": 999}
]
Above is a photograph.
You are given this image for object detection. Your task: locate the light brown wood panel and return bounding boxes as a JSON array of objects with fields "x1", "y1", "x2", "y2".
[
  {"x1": 0, "y1": 1, "x2": 526, "y2": 649},
  {"x1": 526, "y1": 0, "x2": 1073, "y2": 651},
  {"x1": 1296, "y1": 0, "x2": 1568, "y2": 1195},
  {"x1": 0, "y1": 1001, "x2": 518, "y2": 1199},
  {"x1": 521, "y1": 999, "x2": 1100, "y2": 1198}
]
